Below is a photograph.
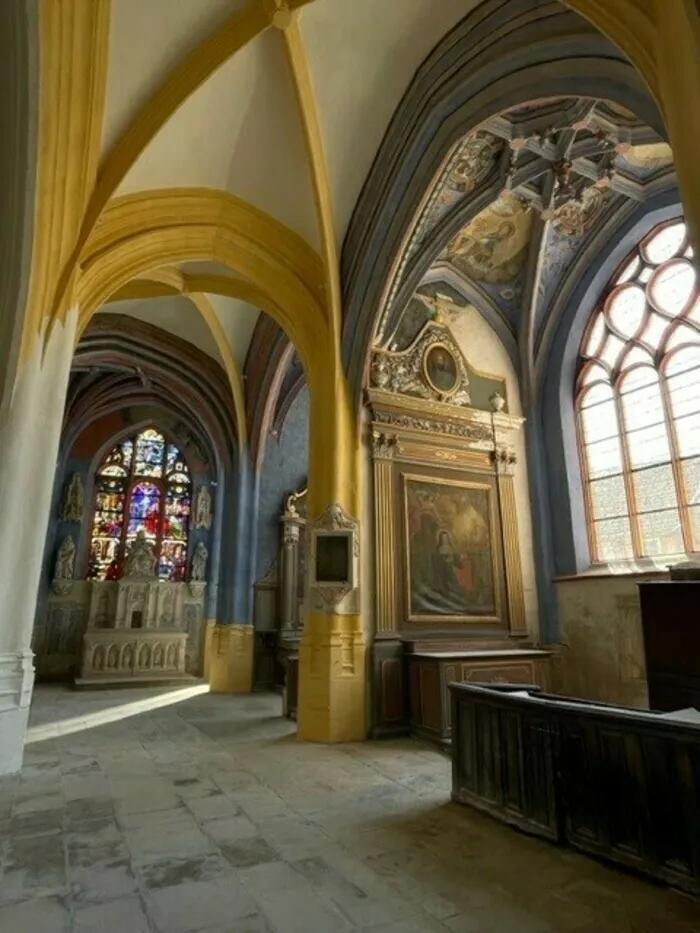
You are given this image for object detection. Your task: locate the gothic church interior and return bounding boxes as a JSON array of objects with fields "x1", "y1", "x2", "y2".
[{"x1": 2, "y1": 1, "x2": 700, "y2": 930}]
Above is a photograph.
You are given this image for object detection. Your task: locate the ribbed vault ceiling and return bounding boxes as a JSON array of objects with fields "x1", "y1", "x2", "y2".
[
  {"x1": 90, "y1": 1, "x2": 679, "y2": 439},
  {"x1": 379, "y1": 95, "x2": 677, "y2": 394}
]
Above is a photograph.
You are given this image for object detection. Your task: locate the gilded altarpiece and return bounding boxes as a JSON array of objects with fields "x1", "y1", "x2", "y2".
[{"x1": 367, "y1": 319, "x2": 547, "y2": 740}]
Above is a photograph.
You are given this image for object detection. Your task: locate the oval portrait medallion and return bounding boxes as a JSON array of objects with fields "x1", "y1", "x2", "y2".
[{"x1": 424, "y1": 343, "x2": 459, "y2": 395}]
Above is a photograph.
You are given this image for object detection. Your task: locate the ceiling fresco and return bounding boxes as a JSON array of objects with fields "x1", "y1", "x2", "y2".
[{"x1": 383, "y1": 95, "x2": 678, "y2": 362}]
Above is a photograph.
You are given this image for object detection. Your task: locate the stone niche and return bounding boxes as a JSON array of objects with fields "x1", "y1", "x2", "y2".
[{"x1": 51, "y1": 577, "x2": 207, "y2": 687}]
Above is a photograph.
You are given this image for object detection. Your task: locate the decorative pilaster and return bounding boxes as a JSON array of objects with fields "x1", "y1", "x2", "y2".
[
  {"x1": 280, "y1": 511, "x2": 304, "y2": 634},
  {"x1": 491, "y1": 444, "x2": 528, "y2": 637},
  {"x1": 372, "y1": 432, "x2": 398, "y2": 635}
]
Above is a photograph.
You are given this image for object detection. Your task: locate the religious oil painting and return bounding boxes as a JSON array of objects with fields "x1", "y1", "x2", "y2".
[
  {"x1": 404, "y1": 476, "x2": 497, "y2": 620},
  {"x1": 424, "y1": 344, "x2": 459, "y2": 395}
]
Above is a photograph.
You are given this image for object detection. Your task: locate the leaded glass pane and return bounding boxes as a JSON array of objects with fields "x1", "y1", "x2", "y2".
[
  {"x1": 589, "y1": 474, "x2": 627, "y2": 520},
  {"x1": 580, "y1": 382, "x2": 613, "y2": 409},
  {"x1": 631, "y1": 463, "x2": 677, "y2": 512},
  {"x1": 682, "y1": 457, "x2": 700, "y2": 506},
  {"x1": 650, "y1": 260, "x2": 696, "y2": 316},
  {"x1": 158, "y1": 540, "x2": 188, "y2": 581},
  {"x1": 607, "y1": 285, "x2": 646, "y2": 338},
  {"x1": 688, "y1": 297, "x2": 700, "y2": 325},
  {"x1": 99, "y1": 439, "x2": 133, "y2": 477},
  {"x1": 581, "y1": 362, "x2": 608, "y2": 386},
  {"x1": 665, "y1": 324, "x2": 700, "y2": 353},
  {"x1": 614, "y1": 254, "x2": 641, "y2": 285},
  {"x1": 134, "y1": 429, "x2": 165, "y2": 477},
  {"x1": 690, "y1": 504, "x2": 700, "y2": 550},
  {"x1": 675, "y1": 412, "x2": 700, "y2": 458},
  {"x1": 642, "y1": 222, "x2": 686, "y2": 265},
  {"x1": 667, "y1": 355, "x2": 700, "y2": 419},
  {"x1": 600, "y1": 334, "x2": 625, "y2": 370},
  {"x1": 594, "y1": 517, "x2": 634, "y2": 561},
  {"x1": 88, "y1": 479, "x2": 126, "y2": 580},
  {"x1": 619, "y1": 345, "x2": 653, "y2": 371},
  {"x1": 638, "y1": 508, "x2": 685, "y2": 557},
  {"x1": 580, "y1": 397, "x2": 618, "y2": 446},
  {"x1": 625, "y1": 423, "x2": 671, "y2": 469},
  {"x1": 620, "y1": 369, "x2": 664, "y2": 436},
  {"x1": 666, "y1": 344, "x2": 700, "y2": 378},
  {"x1": 126, "y1": 481, "x2": 161, "y2": 543},
  {"x1": 585, "y1": 436, "x2": 623, "y2": 479},
  {"x1": 166, "y1": 443, "x2": 179, "y2": 473},
  {"x1": 583, "y1": 314, "x2": 606, "y2": 357},
  {"x1": 641, "y1": 311, "x2": 670, "y2": 350}
]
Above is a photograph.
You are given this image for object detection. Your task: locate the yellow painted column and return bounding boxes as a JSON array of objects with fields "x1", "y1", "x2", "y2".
[
  {"x1": 654, "y1": 0, "x2": 700, "y2": 250},
  {"x1": 296, "y1": 353, "x2": 367, "y2": 743}
]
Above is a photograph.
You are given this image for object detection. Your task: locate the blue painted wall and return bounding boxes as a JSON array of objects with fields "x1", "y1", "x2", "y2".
[{"x1": 255, "y1": 386, "x2": 309, "y2": 580}]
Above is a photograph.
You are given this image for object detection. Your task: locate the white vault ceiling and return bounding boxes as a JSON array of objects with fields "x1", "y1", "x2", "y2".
[{"x1": 99, "y1": 0, "x2": 482, "y2": 373}]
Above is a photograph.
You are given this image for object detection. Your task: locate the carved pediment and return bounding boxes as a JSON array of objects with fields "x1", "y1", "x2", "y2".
[{"x1": 370, "y1": 320, "x2": 471, "y2": 406}]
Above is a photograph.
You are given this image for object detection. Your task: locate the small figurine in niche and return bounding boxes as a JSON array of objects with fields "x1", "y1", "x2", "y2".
[
  {"x1": 190, "y1": 542, "x2": 208, "y2": 582},
  {"x1": 194, "y1": 485, "x2": 212, "y2": 530},
  {"x1": 52, "y1": 536, "x2": 76, "y2": 594},
  {"x1": 60, "y1": 473, "x2": 84, "y2": 523}
]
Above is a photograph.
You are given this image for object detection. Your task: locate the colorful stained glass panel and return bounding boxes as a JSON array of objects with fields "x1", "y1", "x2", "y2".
[{"x1": 134, "y1": 429, "x2": 165, "y2": 477}]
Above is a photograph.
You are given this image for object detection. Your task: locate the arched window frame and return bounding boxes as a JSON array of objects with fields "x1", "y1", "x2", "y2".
[
  {"x1": 87, "y1": 426, "x2": 192, "y2": 581},
  {"x1": 575, "y1": 219, "x2": 700, "y2": 566}
]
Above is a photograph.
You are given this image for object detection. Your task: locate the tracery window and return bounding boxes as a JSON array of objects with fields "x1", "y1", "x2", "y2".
[
  {"x1": 88, "y1": 427, "x2": 191, "y2": 581},
  {"x1": 576, "y1": 220, "x2": 700, "y2": 564}
]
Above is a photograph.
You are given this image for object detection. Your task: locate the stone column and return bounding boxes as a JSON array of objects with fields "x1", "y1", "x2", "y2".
[
  {"x1": 0, "y1": 310, "x2": 77, "y2": 774},
  {"x1": 297, "y1": 374, "x2": 366, "y2": 743}
]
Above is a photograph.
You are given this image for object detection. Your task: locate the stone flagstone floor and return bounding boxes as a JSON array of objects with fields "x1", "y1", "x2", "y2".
[{"x1": 1, "y1": 686, "x2": 700, "y2": 933}]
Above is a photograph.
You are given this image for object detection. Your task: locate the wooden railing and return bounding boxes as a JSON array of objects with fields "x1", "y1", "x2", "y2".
[{"x1": 450, "y1": 683, "x2": 700, "y2": 895}]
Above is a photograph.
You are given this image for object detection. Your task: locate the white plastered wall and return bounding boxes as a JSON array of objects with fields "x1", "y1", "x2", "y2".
[{"x1": 0, "y1": 310, "x2": 77, "y2": 774}]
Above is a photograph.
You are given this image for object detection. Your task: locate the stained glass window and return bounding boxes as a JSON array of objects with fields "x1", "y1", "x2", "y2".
[
  {"x1": 88, "y1": 428, "x2": 192, "y2": 581},
  {"x1": 576, "y1": 219, "x2": 700, "y2": 563}
]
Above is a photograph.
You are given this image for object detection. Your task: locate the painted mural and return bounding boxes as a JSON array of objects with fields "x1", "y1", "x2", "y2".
[
  {"x1": 444, "y1": 193, "x2": 533, "y2": 284},
  {"x1": 404, "y1": 477, "x2": 496, "y2": 619}
]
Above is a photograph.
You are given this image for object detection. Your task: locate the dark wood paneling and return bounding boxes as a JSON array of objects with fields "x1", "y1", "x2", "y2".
[
  {"x1": 371, "y1": 639, "x2": 410, "y2": 738},
  {"x1": 408, "y1": 651, "x2": 550, "y2": 744},
  {"x1": 639, "y1": 581, "x2": 700, "y2": 711},
  {"x1": 451, "y1": 683, "x2": 700, "y2": 895}
]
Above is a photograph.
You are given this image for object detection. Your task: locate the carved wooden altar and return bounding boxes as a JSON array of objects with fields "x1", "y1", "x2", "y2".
[{"x1": 366, "y1": 317, "x2": 549, "y2": 740}]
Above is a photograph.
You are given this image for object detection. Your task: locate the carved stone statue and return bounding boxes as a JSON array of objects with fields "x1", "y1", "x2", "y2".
[
  {"x1": 190, "y1": 542, "x2": 208, "y2": 582},
  {"x1": 124, "y1": 530, "x2": 157, "y2": 578},
  {"x1": 490, "y1": 391, "x2": 506, "y2": 413},
  {"x1": 60, "y1": 473, "x2": 84, "y2": 523},
  {"x1": 194, "y1": 485, "x2": 212, "y2": 530},
  {"x1": 52, "y1": 536, "x2": 76, "y2": 594}
]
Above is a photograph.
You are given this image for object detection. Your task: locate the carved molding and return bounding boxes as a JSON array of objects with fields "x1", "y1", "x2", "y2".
[
  {"x1": 371, "y1": 432, "x2": 398, "y2": 460},
  {"x1": 490, "y1": 446, "x2": 518, "y2": 475},
  {"x1": 373, "y1": 408, "x2": 493, "y2": 443},
  {"x1": 371, "y1": 320, "x2": 471, "y2": 406}
]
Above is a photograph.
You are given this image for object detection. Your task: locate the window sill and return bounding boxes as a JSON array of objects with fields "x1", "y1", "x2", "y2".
[{"x1": 553, "y1": 559, "x2": 681, "y2": 583}]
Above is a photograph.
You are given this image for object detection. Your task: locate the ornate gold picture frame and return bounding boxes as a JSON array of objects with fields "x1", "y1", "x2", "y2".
[
  {"x1": 402, "y1": 473, "x2": 502, "y2": 625},
  {"x1": 423, "y1": 343, "x2": 459, "y2": 397}
]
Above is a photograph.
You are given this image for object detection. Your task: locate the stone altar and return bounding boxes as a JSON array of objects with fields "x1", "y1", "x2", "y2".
[
  {"x1": 73, "y1": 537, "x2": 206, "y2": 686},
  {"x1": 75, "y1": 577, "x2": 203, "y2": 686}
]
